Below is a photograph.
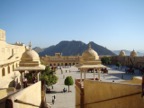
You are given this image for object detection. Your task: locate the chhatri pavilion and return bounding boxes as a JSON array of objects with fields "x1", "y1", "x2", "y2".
[
  {"x1": 77, "y1": 43, "x2": 106, "y2": 82},
  {"x1": 15, "y1": 42, "x2": 45, "y2": 88}
]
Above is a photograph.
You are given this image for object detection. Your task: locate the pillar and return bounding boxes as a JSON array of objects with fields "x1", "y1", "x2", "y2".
[
  {"x1": 19, "y1": 71, "x2": 24, "y2": 89},
  {"x1": 93, "y1": 69, "x2": 96, "y2": 80},
  {"x1": 80, "y1": 70, "x2": 82, "y2": 83},
  {"x1": 84, "y1": 71, "x2": 86, "y2": 80},
  {"x1": 98, "y1": 69, "x2": 101, "y2": 81},
  {"x1": 37, "y1": 72, "x2": 40, "y2": 81}
]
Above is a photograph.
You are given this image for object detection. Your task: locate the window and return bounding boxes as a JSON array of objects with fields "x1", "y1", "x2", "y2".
[
  {"x1": 8, "y1": 66, "x2": 10, "y2": 74},
  {"x1": 2, "y1": 68, "x2": 5, "y2": 76}
]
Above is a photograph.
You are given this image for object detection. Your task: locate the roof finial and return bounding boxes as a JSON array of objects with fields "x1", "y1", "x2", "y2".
[
  {"x1": 29, "y1": 41, "x2": 32, "y2": 50},
  {"x1": 88, "y1": 42, "x2": 91, "y2": 49}
]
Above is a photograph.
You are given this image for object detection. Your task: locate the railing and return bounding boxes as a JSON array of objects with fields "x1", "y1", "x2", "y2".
[{"x1": 14, "y1": 99, "x2": 40, "y2": 107}]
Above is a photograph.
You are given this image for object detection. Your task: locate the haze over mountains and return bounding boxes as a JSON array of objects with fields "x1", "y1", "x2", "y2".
[{"x1": 33, "y1": 40, "x2": 115, "y2": 56}]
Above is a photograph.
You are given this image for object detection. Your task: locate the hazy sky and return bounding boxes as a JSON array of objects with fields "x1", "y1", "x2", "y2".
[{"x1": 0, "y1": 0, "x2": 144, "y2": 51}]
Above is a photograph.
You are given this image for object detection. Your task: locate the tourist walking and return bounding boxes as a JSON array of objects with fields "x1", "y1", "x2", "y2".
[{"x1": 52, "y1": 98, "x2": 54, "y2": 104}]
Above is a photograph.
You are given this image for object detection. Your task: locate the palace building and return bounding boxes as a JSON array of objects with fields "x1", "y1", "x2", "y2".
[
  {"x1": 0, "y1": 29, "x2": 45, "y2": 108},
  {"x1": 0, "y1": 29, "x2": 26, "y2": 88},
  {"x1": 41, "y1": 53, "x2": 80, "y2": 67}
]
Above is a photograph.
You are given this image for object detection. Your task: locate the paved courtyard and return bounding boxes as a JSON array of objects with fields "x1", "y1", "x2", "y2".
[{"x1": 46, "y1": 65, "x2": 142, "y2": 108}]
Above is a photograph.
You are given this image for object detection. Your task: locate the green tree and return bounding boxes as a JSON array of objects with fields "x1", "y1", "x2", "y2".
[
  {"x1": 41, "y1": 66, "x2": 58, "y2": 87},
  {"x1": 116, "y1": 62, "x2": 121, "y2": 69},
  {"x1": 101, "y1": 57, "x2": 111, "y2": 65},
  {"x1": 64, "y1": 76, "x2": 74, "y2": 92},
  {"x1": 40, "y1": 66, "x2": 58, "y2": 107}
]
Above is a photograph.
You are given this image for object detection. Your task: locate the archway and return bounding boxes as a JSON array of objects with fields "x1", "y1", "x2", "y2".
[
  {"x1": 65, "y1": 63, "x2": 68, "y2": 66},
  {"x1": 2, "y1": 68, "x2": 5, "y2": 76},
  {"x1": 8, "y1": 66, "x2": 10, "y2": 74},
  {"x1": 69, "y1": 63, "x2": 71, "y2": 66},
  {"x1": 16, "y1": 63, "x2": 18, "y2": 67},
  {"x1": 12, "y1": 65, "x2": 14, "y2": 71}
]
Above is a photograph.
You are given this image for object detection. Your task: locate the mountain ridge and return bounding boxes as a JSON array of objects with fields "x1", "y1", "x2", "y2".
[{"x1": 33, "y1": 40, "x2": 116, "y2": 56}]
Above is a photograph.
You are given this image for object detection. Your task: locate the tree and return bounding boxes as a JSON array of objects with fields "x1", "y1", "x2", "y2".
[
  {"x1": 101, "y1": 57, "x2": 111, "y2": 65},
  {"x1": 40, "y1": 66, "x2": 58, "y2": 107},
  {"x1": 116, "y1": 62, "x2": 121, "y2": 69},
  {"x1": 41, "y1": 66, "x2": 58, "y2": 87},
  {"x1": 64, "y1": 76, "x2": 74, "y2": 92}
]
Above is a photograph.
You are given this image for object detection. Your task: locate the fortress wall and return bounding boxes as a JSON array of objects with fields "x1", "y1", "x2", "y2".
[
  {"x1": 83, "y1": 80, "x2": 144, "y2": 108},
  {"x1": 8, "y1": 81, "x2": 41, "y2": 108}
]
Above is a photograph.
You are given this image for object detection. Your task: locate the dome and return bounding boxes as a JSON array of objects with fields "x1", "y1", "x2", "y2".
[
  {"x1": 21, "y1": 49, "x2": 40, "y2": 62},
  {"x1": 119, "y1": 50, "x2": 126, "y2": 56},
  {"x1": 130, "y1": 50, "x2": 137, "y2": 57},
  {"x1": 82, "y1": 43, "x2": 99, "y2": 61}
]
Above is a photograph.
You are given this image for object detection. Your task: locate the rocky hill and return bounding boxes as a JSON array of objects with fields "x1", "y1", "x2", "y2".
[
  {"x1": 34, "y1": 40, "x2": 116, "y2": 56},
  {"x1": 33, "y1": 47, "x2": 44, "y2": 53}
]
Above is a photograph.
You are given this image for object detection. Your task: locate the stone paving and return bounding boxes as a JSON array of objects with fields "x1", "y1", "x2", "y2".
[{"x1": 46, "y1": 65, "x2": 142, "y2": 108}]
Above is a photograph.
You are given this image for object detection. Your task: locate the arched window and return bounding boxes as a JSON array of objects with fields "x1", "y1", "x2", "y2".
[
  {"x1": 2, "y1": 68, "x2": 5, "y2": 76},
  {"x1": 8, "y1": 66, "x2": 10, "y2": 74},
  {"x1": 12, "y1": 65, "x2": 14, "y2": 71},
  {"x1": 65, "y1": 63, "x2": 68, "y2": 66},
  {"x1": 16, "y1": 63, "x2": 18, "y2": 67}
]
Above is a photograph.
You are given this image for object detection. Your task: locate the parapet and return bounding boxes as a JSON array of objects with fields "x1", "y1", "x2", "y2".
[{"x1": 0, "y1": 29, "x2": 6, "y2": 41}]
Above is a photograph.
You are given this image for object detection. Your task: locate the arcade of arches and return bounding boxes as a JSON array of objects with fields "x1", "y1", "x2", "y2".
[{"x1": 41, "y1": 53, "x2": 80, "y2": 67}]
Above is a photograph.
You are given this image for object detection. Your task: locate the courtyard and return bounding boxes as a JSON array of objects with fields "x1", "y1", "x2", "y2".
[{"x1": 46, "y1": 65, "x2": 141, "y2": 108}]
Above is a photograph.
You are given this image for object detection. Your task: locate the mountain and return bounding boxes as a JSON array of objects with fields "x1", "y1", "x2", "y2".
[
  {"x1": 33, "y1": 47, "x2": 44, "y2": 53},
  {"x1": 37, "y1": 40, "x2": 115, "y2": 56},
  {"x1": 113, "y1": 50, "x2": 144, "y2": 56}
]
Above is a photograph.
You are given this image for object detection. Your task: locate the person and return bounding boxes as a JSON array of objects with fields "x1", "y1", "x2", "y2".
[
  {"x1": 52, "y1": 98, "x2": 54, "y2": 104},
  {"x1": 33, "y1": 76, "x2": 37, "y2": 83},
  {"x1": 53, "y1": 95, "x2": 56, "y2": 100},
  {"x1": 63, "y1": 75, "x2": 65, "y2": 79},
  {"x1": 63, "y1": 87, "x2": 67, "y2": 93},
  {"x1": 23, "y1": 76, "x2": 28, "y2": 88}
]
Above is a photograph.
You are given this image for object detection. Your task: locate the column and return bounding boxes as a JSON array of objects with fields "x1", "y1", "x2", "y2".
[
  {"x1": 98, "y1": 69, "x2": 101, "y2": 81},
  {"x1": 20, "y1": 71, "x2": 24, "y2": 89},
  {"x1": 37, "y1": 72, "x2": 40, "y2": 81},
  {"x1": 93, "y1": 69, "x2": 96, "y2": 80},
  {"x1": 84, "y1": 71, "x2": 86, "y2": 80},
  {"x1": 80, "y1": 70, "x2": 83, "y2": 83}
]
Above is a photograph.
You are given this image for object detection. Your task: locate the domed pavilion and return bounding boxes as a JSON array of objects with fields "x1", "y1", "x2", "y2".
[
  {"x1": 130, "y1": 50, "x2": 137, "y2": 57},
  {"x1": 15, "y1": 42, "x2": 45, "y2": 88},
  {"x1": 77, "y1": 43, "x2": 106, "y2": 81},
  {"x1": 119, "y1": 50, "x2": 126, "y2": 56}
]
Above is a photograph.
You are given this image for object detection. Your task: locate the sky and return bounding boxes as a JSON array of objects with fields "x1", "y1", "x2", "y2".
[{"x1": 0, "y1": 0, "x2": 144, "y2": 51}]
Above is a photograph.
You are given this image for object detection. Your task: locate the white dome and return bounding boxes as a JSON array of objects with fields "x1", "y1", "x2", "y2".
[
  {"x1": 21, "y1": 49, "x2": 40, "y2": 62},
  {"x1": 119, "y1": 50, "x2": 126, "y2": 56},
  {"x1": 130, "y1": 50, "x2": 137, "y2": 57},
  {"x1": 82, "y1": 44, "x2": 99, "y2": 61}
]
